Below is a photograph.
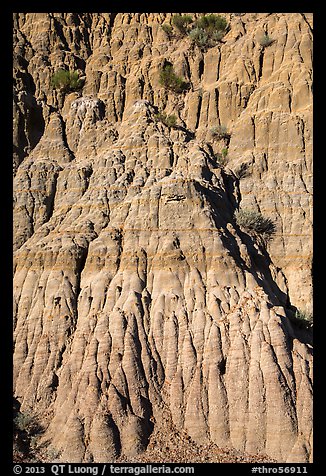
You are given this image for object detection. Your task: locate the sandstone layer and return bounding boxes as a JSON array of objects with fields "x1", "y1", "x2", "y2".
[{"x1": 13, "y1": 13, "x2": 313, "y2": 463}]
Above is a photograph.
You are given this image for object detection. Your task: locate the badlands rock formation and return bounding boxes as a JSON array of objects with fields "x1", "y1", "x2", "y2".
[{"x1": 13, "y1": 13, "x2": 313, "y2": 463}]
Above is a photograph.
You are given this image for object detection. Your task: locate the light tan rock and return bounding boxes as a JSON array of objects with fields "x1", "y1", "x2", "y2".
[{"x1": 13, "y1": 13, "x2": 313, "y2": 463}]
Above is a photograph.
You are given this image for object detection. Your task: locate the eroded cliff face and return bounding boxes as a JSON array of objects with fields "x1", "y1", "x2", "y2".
[{"x1": 13, "y1": 13, "x2": 313, "y2": 463}]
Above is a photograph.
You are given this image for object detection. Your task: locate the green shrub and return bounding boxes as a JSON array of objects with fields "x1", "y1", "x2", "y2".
[
  {"x1": 188, "y1": 27, "x2": 209, "y2": 47},
  {"x1": 46, "y1": 446, "x2": 61, "y2": 461},
  {"x1": 51, "y1": 69, "x2": 82, "y2": 93},
  {"x1": 221, "y1": 148, "x2": 228, "y2": 159},
  {"x1": 154, "y1": 112, "x2": 177, "y2": 128},
  {"x1": 161, "y1": 23, "x2": 173, "y2": 37},
  {"x1": 14, "y1": 412, "x2": 34, "y2": 432},
  {"x1": 235, "y1": 208, "x2": 276, "y2": 237},
  {"x1": 172, "y1": 14, "x2": 193, "y2": 34},
  {"x1": 196, "y1": 14, "x2": 228, "y2": 34},
  {"x1": 159, "y1": 64, "x2": 188, "y2": 93},
  {"x1": 188, "y1": 14, "x2": 228, "y2": 47},
  {"x1": 217, "y1": 149, "x2": 228, "y2": 166},
  {"x1": 258, "y1": 34, "x2": 274, "y2": 48},
  {"x1": 211, "y1": 29, "x2": 226, "y2": 42}
]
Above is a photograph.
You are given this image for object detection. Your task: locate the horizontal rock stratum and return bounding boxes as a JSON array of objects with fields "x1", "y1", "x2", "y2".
[{"x1": 13, "y1": 13, "x2": 313, "y2": 463}]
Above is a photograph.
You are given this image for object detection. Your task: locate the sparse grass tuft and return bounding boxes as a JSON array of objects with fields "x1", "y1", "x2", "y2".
[
  {"x1": 210, "y1": 125, "x2": 231, "y2": 140},
  {"x1": 292, "y1": 309, "x2": 313, "y2": 329},
  {"x1": 235, "y1": 208, "x2": 276, "y2": 239},
  {"x1": 46, "y1": 447, "x2": 62, "y2": 462},
  {"x1": 258, "y1": 34, "x2": 274, "y2": 48}
]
